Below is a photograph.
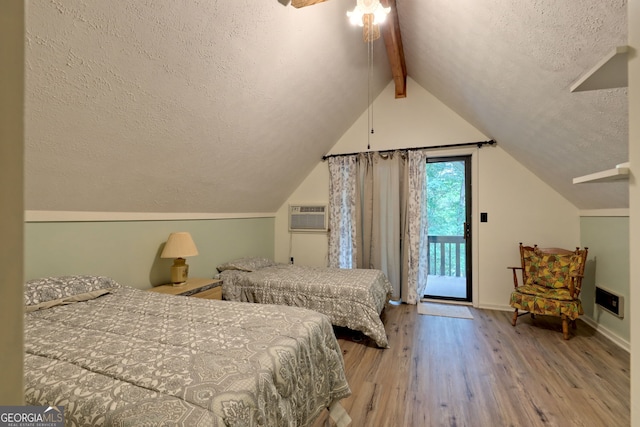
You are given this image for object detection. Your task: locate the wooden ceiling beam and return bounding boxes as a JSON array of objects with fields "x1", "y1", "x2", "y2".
[
  {"x1": 291, "y1": 0, "x2": 328, "y2": 8},
  {"x1": 380, "y1": 0, "x2": 407, "y2": 98},
  {"x1": 292, "y1": 0, "x2": 406, "y2": 97}
]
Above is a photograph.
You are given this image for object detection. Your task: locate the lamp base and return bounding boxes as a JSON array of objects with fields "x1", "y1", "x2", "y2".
[{"x1": 170, "y1": 258, "x2": 189, "y2": 286}]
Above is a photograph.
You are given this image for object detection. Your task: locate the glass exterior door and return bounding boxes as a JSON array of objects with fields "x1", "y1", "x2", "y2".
[{"x1": 423, "y1": 156, "x2": 472, "y2": 302}]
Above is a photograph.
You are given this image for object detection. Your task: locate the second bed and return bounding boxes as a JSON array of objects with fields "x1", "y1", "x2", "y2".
[{"x1": 218, "y1": 258, "x2": 392, "y2": 348}]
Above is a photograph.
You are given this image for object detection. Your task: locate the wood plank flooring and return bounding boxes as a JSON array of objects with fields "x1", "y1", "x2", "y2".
[{"x1": 313, "y1": 302, "x2": 629, "y2": 427}]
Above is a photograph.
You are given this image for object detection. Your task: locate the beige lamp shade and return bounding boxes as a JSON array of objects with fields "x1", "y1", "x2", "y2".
[
  {"x1": 161, "y1": 232, "x2": 198, "y2": 285},
  {"x1": 161, "y1": 232, "x2": 199, "y2": 259}
]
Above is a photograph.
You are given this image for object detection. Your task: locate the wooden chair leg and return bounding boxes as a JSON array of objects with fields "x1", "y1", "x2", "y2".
[
  {"x1": 562, "y1": 315, "x2": 569, "y2": 340},
  {"x1": 512, "y1": 309, "x2": 518, "y2": 326}
]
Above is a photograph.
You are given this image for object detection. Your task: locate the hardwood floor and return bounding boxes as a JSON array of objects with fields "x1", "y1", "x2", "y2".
[{"x1": 313, "y1": 302, "x2": 629, "y2": 427}]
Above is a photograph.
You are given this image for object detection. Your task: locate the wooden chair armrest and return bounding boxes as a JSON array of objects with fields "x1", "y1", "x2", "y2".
[
  {"x1": 507, "y1": 267, "x2": 523, "y2": 288},
  {"x1": 568, "y1": 274, "x2": 585, "y2": 298}
]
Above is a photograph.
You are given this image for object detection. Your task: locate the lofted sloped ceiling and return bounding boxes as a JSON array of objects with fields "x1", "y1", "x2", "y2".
[
  {"x1": 397, "y1": 0, "x2": 628, "y2": 209},
  {"x1": 25, "y1": 0, "x2": 628, "y2": 213}
]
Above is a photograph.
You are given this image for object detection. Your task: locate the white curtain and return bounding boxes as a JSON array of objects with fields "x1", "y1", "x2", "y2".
[
  {"x1": 328, "y1": 156, "x2": 357, "y2": 268},
  {"x1": 356, "y1": 152, "x2": 403, "y2": 299},
  {"x1": 405, "y1": 150, "x2": 429, "y2": 304}
]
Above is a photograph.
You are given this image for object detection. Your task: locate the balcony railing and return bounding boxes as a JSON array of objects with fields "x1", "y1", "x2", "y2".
[{"x1": 427, "y1": 235, "x2": 466, "y2": 277}]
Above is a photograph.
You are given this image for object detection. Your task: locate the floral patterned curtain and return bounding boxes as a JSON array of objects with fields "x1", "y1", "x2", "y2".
[
  {"x1": 405, "y1": 150, "x2": 429, "y2": 304},
  {"x1": 328, "y1": 156, "x2": 357, "y2": 268},
  {"x1": 328, "y1": 150, "x2": 428, "y2": 303}
]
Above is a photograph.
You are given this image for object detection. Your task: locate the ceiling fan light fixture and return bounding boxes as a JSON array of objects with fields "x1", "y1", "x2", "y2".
[
  {"x1": 362, "y1": 15, "x2": 381, "y2": 42},
  {"x1": 346, "y1": 0, "x2": 390, "y2": 27},
  {"x1": 346, "y1": 8, "x2": 364, "y2": 26},
  {"x1": 372, "y1": 5, "x2": 390, "y2": 25}
]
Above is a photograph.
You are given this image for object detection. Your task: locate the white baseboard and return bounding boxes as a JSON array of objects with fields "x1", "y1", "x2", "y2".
[
  {"x1": 478, "y1": 303, "x2": 512, "y2": 312},
  {"x1": 580, "y1": 315, "x2": 630, "y2": 353}
]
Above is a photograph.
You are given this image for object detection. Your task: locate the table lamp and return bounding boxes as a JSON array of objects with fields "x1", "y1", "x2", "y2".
[{"x1": 160, "y1": 232, "x2": 199, "y2": 285}]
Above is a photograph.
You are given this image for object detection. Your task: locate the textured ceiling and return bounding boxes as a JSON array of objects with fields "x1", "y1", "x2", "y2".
[
  {"x1": 397, "y1": 0, "x2": 628, "y2": 209},
  {"x1": 25, "y1": 0, "x2": 628, "y2": 213}
]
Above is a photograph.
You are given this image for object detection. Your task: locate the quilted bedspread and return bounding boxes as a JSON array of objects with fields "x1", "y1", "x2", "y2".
[
  {"x1": 24, "y1": 286, "x2": 351, "y2": 426},
  {"x1": 221, "y1": 265, "x2": 392, "y2": 348}
]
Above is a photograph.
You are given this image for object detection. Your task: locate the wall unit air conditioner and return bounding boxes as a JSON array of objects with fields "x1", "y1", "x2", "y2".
[{"x1": 288, "y1": 204, "x2": 328, "y2": 232}]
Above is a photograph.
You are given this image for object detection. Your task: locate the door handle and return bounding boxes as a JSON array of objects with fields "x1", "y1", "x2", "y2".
[{"x1": 463, "y1": 222, "x2": 470, "y2": 240}]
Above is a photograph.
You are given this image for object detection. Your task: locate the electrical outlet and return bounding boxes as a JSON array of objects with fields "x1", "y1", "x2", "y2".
[
  {"x1": 290, "y1": 257, "x2": 294, "y2": 264},
  {"x1": 480, "y1": 212, "x2": 488, "y2": 222}
]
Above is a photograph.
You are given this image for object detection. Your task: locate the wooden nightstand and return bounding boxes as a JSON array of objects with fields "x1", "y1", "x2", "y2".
[{"x1": 149, "y1": 278, "x2": 223, "y2": 300}]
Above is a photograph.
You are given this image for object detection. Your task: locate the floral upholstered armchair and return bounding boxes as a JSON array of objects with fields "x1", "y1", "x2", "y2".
[{"x1": 508, "y1": 243, "x2": 588, "y2": 340}]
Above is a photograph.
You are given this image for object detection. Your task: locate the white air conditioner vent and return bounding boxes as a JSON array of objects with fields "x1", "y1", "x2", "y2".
[{"x1": 289, "y1": 205, "x2": 328, "y2": 232}]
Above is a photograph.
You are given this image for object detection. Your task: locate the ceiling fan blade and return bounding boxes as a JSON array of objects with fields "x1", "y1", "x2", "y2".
[{"x1": 291, "y1": 0, "x2": 330, "y2": 8}]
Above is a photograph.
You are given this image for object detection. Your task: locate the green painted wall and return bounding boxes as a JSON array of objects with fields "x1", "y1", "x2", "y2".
[
  {"x1": 25, "y1": 217, "x2": 275, "y2": 289},
  {"x1": 580, "y1": 216, "x2": 629, "y2": 344}
]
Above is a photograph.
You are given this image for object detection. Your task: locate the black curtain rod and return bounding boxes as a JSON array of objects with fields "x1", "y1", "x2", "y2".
[{"x1": 322, "y1": 139, "x2": 496, "y2": 161}]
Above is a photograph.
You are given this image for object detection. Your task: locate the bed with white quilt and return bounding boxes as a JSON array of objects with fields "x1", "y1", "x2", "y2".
[
  {"x1": 23, "y1": 275, "x2": 351, "y2": 426},
  {"x1": 217, "y1": 258, "x2": 392, "y2": 348}
]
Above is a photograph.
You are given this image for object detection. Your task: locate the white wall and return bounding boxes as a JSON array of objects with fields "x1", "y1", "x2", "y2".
[
  {"x1": 476, "y1": 146, "x2": 580, "y2": 309},
  {"x1": 275, "y1": 163, "x2": 331, "y2": 267},
  {"x1": 275, "y1": 77, "x2": 580, "y2": 310},
  {"x1": 0, "y1": 0, "x2": 24, "y2": 405},
  {"x1": 327, "y1": 77, "x2": 487, "y2": 154},
  {"x1": 628, "y1": 0, "x2": 639, "y2": 424}
]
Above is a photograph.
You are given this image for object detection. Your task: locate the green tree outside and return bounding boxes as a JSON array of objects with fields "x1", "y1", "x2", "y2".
[{"x1": 426, "y1": 160, "x2": 466, "y2": 276}]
